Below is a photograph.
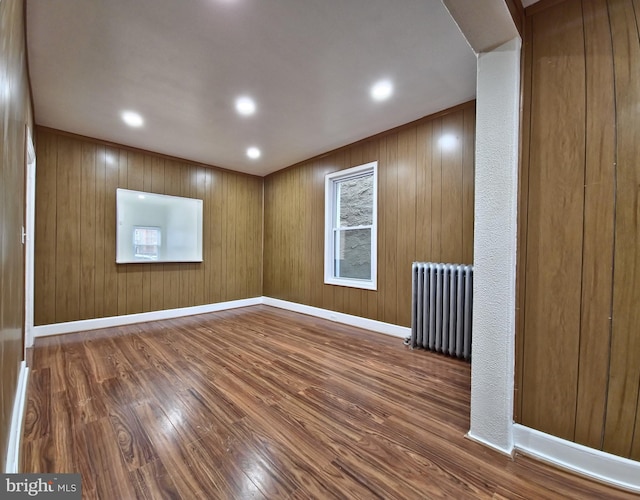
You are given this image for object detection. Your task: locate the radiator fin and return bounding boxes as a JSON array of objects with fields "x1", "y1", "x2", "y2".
[{"x1": 410, "y1": 262, "x2": 473, "y2": 361}]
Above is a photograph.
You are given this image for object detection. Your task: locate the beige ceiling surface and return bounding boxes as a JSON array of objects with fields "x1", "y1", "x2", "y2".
[{"x1": 27, "y1": 0, "x2": 477, "y2": 176}]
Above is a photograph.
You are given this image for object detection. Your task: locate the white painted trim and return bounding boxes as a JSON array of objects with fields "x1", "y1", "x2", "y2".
[
  {"x1": 25, "y1": 127, "x2": 36, "y2": 352},
  {"x1": 513, "y1": 424, "x2": 640, "y2": 494},
  {"x1": 262, "y1": 297, "x2": 409, "y2": 339},
  {"x1": 31, "y1": 297, "x2": 262, "y2": 339},
  {"x1": 5, "y1": 361, "x2": 29, "y2": 473},
  {"x1": 30, "y1": 296, "x2": 409, "y2": 341},
  {"x1": 466, "y1": 431, "x2": 514, "y2": 457},
  {"x1": 324, "y1": 161, "x2": 378, "y2": 291}
]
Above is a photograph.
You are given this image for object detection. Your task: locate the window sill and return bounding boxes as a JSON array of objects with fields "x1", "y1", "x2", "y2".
[{"x1": 324, "y1": 278, "x2": 377, "y2": 291}]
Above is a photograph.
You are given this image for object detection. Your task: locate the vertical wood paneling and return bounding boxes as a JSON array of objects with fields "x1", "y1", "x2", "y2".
[
  {"x1": 222, "y1": 172, "x2": 234, "y2": 300},
  {"x1": 103, "y1": 147, "x2": 119, "y2": 317},
  {"x1": 382, "y1": 134, "x2": 399, "y2": 325},
  {"x1": 56, "y1": 136, "x2": 83, "y2": 323},
  {"x1": 236, "y1": 175, "x2": 248, "y2": 300},
  {"x1": 440, "y1": 112, "x2": 464, "y2": 264},
  {"x1": 193, "y1": 167, "x2": 207, "y2": 306},
  {"x1": 285, "y1": 169, "x2": 296, "y2": 304},
  {"x1": 34, "y1": 129, "x2": 263, "y2": 325},
  {"x1": 322, "y1": 162, "x2": 338, "y2": 311},
  {"x1": 634, "y1": 0, "x2": 640, "y2": 458},
  {"x1": 178, "y1": 163, "x2": 193, "y2": 308},
  {"x1": 126, "y1": 152, "x2": 145, "y2": 315},
  {"x1": 397, "y1": 128, "x2": 417, "y2": 326},
  {"x1": 94, "y1": 146, "x2": 107, "y2": 318},
  {"x1": 574, "y1": 0, "x2": 616, "y2": 450},
  {"x1": 251, "y1": 175, "x2": 264, "y2": 297},
  {"x1": 415, "y1": 122, "x2": 433, "y2": 264},
  {"x1": 310, "y1": 161, "x2": 325, "y2": 309},
  {"x1": 0, "y1": 0, "x2": 33, "y2": 471},
  {"x1": 362, "y1": 141, "x2": 380, "y2": 320},
  {"x1": 603, "y1": 0, "x2": 640, "y2": 459},
  {"x1": 263, "y1": 103, "x2": 475, "y2": 327},
  {"x1": 203, "y1": 169, "x2": 213, "y2": 304},
  {"x1": 430, "y1": 119, "x2": 443, "y2": 262},
  {"x1": 210, "y1": 169, "x2": 223, "y2": 304},
  {"x1": 117, "y1": 150, "x2": 129, "y2": 316},
  {"x1": 521, "y1": 0, "x2": 586, "y2": 441},
  {"x1": 515, "y1": 12, "x2": 535, "y2": 424},
  {"x1": 34, "y1": 131, "x2": 57, "y2": 325},
  {"x1": 302, "y1": 164, "x2": 314, "y2": 307},
  {"x1": 519, "y1": 0, "x2": 640, "y2": 460},
  {"x1": 79, "y1": 142, "x2": 96, "y2": 320},
  {"x1": 375, "y1": 138, "x2": 387, "y2": 320},
  {"x1": 462, "y1": 108, "x2": 475, "y2": 265}
]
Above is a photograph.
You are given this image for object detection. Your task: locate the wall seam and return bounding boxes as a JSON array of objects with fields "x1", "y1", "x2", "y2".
[
  {"x1": 573, "y1": 0, "x2": 588, "y2": 444},
  {"x1": 601, "y1": 0, "x2": 618, "y2": 453}
]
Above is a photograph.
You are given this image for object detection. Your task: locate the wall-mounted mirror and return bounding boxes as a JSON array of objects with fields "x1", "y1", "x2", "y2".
[{"x1": 116, "y1": 188, "x2": 203, "y2": 263}]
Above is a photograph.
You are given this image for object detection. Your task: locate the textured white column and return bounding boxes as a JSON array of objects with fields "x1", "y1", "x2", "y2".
[{"x1": 468, "y1": 37, "x2": 521, "y2": 455}]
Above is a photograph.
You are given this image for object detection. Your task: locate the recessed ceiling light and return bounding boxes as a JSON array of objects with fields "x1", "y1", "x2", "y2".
[
  {"x1": 122, "y1": 110, "x2": 144, "y2": 127},
  {"x1": 370, "y1": 80, "x2": 393, "y2": 101},
  {"x1": 246, "y1": 147, "x2": 261, "y2": 159},
  {"x1": 138, "y1": 194, "x2": 145, "y2": 200},
  {"x1": 235, "y1": 96, "x2": 256, "y2": 116}
]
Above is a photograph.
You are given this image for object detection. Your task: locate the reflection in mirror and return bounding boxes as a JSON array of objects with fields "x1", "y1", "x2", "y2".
[{"x1": 116, "y1": 189, "x2": 203, "y2": 263}]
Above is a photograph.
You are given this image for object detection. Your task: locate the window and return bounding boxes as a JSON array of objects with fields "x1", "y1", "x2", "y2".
[
  {"x1": 133, "y1": 226, "x2": 161, "y2": 260},
  {"x1": 325, "y1": 161, "x2": 377, "y2": 290}
]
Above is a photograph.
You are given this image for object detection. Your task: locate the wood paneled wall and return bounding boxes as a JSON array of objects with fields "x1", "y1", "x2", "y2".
[
  {"x1": 0, "y1": 0, "x2": 33, "y2": 472},
  {"x1": 34, "y1": 128, "x2": 263, "y2": 325},
  {"x1": 264, "y1": 102, "x2": 475, "y2": 328},
  {"x1": 516, "y1": 0, "x2": 640, "y2": 461}
]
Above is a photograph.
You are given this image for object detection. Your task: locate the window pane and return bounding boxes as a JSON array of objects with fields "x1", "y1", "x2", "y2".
[
  {"x1": 337, "y1": 174, "x2": 373, "y2": 227},
  {"x1": 334, "y1": 228, "x2": 371, "y2": 280},
  {"x1": 133, "y1": 227, "x2": 161, "y2": 260}
]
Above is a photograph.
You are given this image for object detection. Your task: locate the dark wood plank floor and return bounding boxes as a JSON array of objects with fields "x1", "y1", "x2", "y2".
[{"x1": 22, "y1": 305, "x2": 635, "y2": 499}]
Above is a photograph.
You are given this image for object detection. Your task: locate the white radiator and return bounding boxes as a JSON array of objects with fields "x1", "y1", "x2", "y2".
[{"x1": 410, "y1": 262, "x2": 473, "y2": 361}]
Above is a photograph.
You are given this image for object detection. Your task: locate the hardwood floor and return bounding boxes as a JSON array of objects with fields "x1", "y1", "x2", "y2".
[{"x1": 22, "y1": 305, "x2": 635, "y2": 499}]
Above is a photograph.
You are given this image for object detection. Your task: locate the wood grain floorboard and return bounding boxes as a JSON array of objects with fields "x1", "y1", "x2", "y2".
[{"x1": 22, "y1": 305, "x2": 636, "y2": 499}]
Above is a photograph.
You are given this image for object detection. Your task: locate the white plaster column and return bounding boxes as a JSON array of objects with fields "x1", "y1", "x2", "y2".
[{"x1": 467, "y1": 37, "x2": 521, "y2": 455}]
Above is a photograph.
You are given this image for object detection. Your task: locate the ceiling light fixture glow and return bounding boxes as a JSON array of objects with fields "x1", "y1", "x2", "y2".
[
  {"x1": 121, "y1": 110, "x2": 144, "y2": 127},
  {"x1": 370, "y1": 80, "x2": 393, "y2": 101},
  {"x1": 246, "y1": 147, "x2": 261, "y2": 159},
  {"x1": 235, "y1": 96, "x2": 256, "y2": 116}
]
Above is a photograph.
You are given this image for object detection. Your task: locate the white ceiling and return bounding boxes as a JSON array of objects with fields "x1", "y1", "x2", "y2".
[{"x1": 27, "y1": 0, "x2": 477, "y2": 176}]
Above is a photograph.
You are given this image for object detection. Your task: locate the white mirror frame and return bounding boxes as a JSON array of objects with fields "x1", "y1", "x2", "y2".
[{"x1": 116, "y1": 188, "x2": 203, "y2": 264}]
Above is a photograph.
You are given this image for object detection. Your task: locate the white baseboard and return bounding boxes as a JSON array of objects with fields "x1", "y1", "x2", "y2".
[
  {"x1": 30, "y1": 297, "x2": 262, "y2": 342},
  {"x1": 29, "y1": 296, "x2": 409, "y2": 342},
  {"x1": 513, "y1": 424, "x2": 640, "y2": 493},
  {"x1": 465, "y1": 431, "x2": 514, "y2": 457},
  {"x1": 262, "y1": 297, "x2": 410, "y2": 339},
  {"x1": 5, "y1": 361, "x2": 29, "y2": 473}
]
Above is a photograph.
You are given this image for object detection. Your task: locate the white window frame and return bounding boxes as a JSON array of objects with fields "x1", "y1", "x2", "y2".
[{"x1": 324, "y1": 161, "x2": 378, "y2": 290}]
